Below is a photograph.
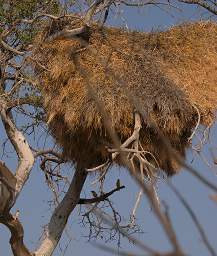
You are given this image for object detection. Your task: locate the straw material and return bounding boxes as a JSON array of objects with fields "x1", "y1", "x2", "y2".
[{"x1": 33, "y1": 20, "x2": 217, "y2": 175}]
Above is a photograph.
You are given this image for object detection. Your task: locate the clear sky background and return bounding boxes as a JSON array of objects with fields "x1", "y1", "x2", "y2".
[{"x1": 0, "y1": 3, "x2": 217, "y2": 256}]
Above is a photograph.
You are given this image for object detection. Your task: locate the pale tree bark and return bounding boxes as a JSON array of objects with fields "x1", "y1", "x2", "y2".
[
  {"x1": 0, "y1": 98, "x2": 35, "y2": 255},
  {"x1": 0, "y1": 102, "x2": 34, "y2": 198},
  {"x1": 0, "y1": 96, "x2": 35, "y2": 197},
  {"x1": 34, "y1": 166, "x2": 87, "y2": 256}
]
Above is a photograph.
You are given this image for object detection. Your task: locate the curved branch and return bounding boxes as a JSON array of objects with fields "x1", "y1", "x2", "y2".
[
  {"x1": 0, "y1": 162, "x2": 16, "y2": 213},
  {"x1": 0, "y1": 213, "x2": 32, "y2": 256},
  {"x1": 0, "y1": 102, "x2": 34, "y2": 198}
]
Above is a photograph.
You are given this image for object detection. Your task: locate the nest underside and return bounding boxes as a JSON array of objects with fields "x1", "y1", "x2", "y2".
[{"x1": 33, "y1": 21, "x2": 217, "y2": 175}]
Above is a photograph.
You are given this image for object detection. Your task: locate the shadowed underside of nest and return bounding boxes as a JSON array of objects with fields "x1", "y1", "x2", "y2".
[{"x1": 33, "y1": 20, "x2": 217, "y2": 175}]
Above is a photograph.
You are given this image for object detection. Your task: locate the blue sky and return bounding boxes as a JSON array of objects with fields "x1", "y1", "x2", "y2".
[{"x1": 0, "y1": 3, "x2": 217, "y2": 256}]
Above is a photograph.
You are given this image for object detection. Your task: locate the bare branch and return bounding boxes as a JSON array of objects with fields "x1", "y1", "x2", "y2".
[
  {"x1": 0, "y1": 101, "x2": 34, "y2": 198},
  {"x1": 45, "y1": 26, "x2": 86, "y2": 42},
  {"x1": 34, "y1": 165, "x2": 87, "y2": 256},
  {"x1": 86, "y1": 160, "x2": 110, "y2": 172},
  {"x1": 89, "y1": 205, "x2": 164, "y2": 255},
  {"x1": 0, "y1": 162, "x2": 16, "y2": 213},
  {"x1": 178, "y1": 0, "x2": 217, "y2": 15},
  {"x1": 34, "y1": 149, "x2": 63, "y2": 159},
  {"x1": 21, "y1": 14, "x2": 79, "y2": 24},
  {"x1": 84, "y1": 0, "x2": 107, "y2": 25},
  {"x1": 0, "y1": 213, "x2": 32, "y2": 256},
  {"x1": 78, "y1": 185, "x2": 125, "y2": 204}
]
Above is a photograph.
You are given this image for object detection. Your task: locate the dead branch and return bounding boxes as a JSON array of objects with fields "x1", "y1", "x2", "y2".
[
  {"x1": 130, "y1": 189, "x2": 143, "y2": 226},
  {"x1": 89, "y1": 205, "x2": 163, "y2": 255}
]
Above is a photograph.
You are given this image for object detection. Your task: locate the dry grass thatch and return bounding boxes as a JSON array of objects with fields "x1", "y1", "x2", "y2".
[{"x1": 33, "y1": 20, "x2": 217, "y2": 175}]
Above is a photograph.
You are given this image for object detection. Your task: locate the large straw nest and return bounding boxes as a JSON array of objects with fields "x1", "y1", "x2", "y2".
[{"x1": 33, "y1": 20, "x2": 217, "y2": 175}]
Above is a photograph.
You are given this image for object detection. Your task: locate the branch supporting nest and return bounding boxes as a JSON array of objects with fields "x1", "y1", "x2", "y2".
[{"x1": 87, "y1": 112, "x2": 159, "y2": 180}]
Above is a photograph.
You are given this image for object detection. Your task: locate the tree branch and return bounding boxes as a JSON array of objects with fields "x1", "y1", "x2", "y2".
[
  {"x1": 34, "y1": 165, "x2": 87, "y2": 256},
  {"x1": 178, "y1": 0, "x2": 217, "y2": 15},
  {"x1": 0, "y1": 213, "x2": 32, "y2": 256},
  {"x1": 78, "y1": 185, "x2": 125, "y2": 204},
  {"x1": 0, "y1": 162, "x2": 16, "y2": 213},
  {"x1": 0, "y1": 100, "x2": 34, "y2": 199}
]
